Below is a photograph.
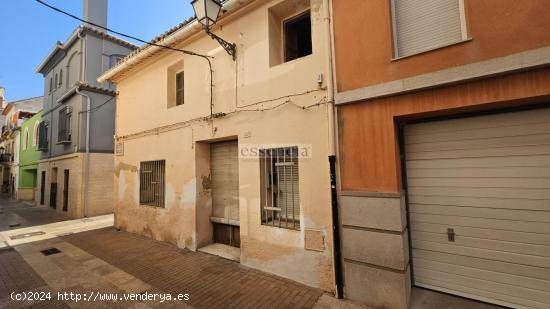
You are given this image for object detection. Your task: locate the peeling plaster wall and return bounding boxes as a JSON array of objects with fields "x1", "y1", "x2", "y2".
[{"x1": 112, "y1": 0, "x2": 334, "y2": 290}]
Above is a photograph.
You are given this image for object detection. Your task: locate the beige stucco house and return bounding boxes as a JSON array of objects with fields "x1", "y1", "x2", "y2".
[{"x1": 99, "y1": 0, "x2": 337, "y2": 291}]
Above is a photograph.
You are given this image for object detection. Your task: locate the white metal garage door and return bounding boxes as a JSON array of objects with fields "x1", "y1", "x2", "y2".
[
  {"x1": 404, "y1": 108, "x2": 550, "y2": 309},
  {"x1": 211, "y1": 141, "x2": 240, "y2": 223}
]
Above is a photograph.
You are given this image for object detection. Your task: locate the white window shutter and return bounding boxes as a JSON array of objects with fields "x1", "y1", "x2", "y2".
[{"x1": 393, "y1": 0, "x2": 464, "y2": 58}]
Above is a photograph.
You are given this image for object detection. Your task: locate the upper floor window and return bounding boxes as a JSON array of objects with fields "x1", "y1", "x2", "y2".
[
  {"x1": 176, "y1": 72, "x2": 184, "y2": 106},
  {"x1": 23, "y1": 128, "x2": 29, "y2": 150},
  {"x1": 58, "y1": 106, "x2": 72, "y2": 143},
  {"x1": 38, "y1": 121, "x2": 48, "y2": 151},
  {"x1": 54, "y1": 74, "x2": 58, "y2": 90},
  {"x1": 268, "y1": 0, "x2": 311, "y2": 67},
  {"x1": 391, "y1": 0, "x2": 467, "y2": 58},
  {"x1": 284, "y1": 11, "x2": 312, "y2": 62},
  {"x1": 58, "y1": 70, "x2": 63, "y2": 87},
  {"x1": 166, "y1": 60, "x2": 184, "y2": 108},
  {"x1": 49, "y1": 77, "x2": 53, "y2": 92},
  {"x1": 33, "y1": 122, "x2": 39, "y2": 147}
]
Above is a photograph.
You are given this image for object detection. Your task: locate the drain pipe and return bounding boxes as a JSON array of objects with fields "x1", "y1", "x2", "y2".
[
  {"x1": 75, "y1": 87, "x2": 90, "y2": 218},
  {"x1": 323, "y1": 0, "x2": 344, "y2": 299}
]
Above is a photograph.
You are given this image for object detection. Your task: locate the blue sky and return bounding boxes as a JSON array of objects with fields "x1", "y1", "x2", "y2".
[{"x1": 0, "y1": 0, "x2": 195, "y2": 101}]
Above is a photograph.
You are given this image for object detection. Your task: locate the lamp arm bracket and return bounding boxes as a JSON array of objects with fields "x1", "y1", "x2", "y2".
[{"x1": 206, "y1": 28, "x2": 236, "y2": 60}]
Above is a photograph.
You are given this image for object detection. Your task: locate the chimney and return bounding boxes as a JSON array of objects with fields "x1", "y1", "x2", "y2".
[{"x1": 83, "y1": 0, "x2": 108, "y2": 32}]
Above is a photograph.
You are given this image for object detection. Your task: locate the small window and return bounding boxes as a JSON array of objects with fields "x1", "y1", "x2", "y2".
[
  {"x1": 175, "y1": 72, "x2": 184, "y2": 106},
  {"x1": 49, "y1": 77, "x2": 53, "y2": 92},
  {"x1": 58, "y1": 70, "x2": 63, "y2": 87},
  {"x1": 284, "y1": 11, "x2": 312, "y2": 62},
  {"x1": 23, "y1": 128, "x2": 29, "y2": 150},
  {"x1": 139, "y1": 160, "x2": 165, "y2": 208},
  {"x1": 54, "y1": 74, "x2": 58, "y2": 89},
  {"x1": 33, "y1": 122, "x2": 39, "y2": 147},
  {"x1": 58, "y1": 106, "x2": 72, "y2": 143},
  {"x1": 391, "y1": 0, "x2": 466, "y2": 58},
  {"x1": 260, "y1": 147, "x2": 300, "y2": 230},
  {"x1": 38, "y1": 121, "x2": 48, "y2": 151}
]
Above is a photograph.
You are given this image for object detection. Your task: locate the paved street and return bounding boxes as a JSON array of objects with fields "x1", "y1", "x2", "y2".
[
  {"x1": 0, "y1": 197, "x2": 363, "y2": 309},
  {"x1": 0, "y1": 197, "x2": 69, "y2": 232}
]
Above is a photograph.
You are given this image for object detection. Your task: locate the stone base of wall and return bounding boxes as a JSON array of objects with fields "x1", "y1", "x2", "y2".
[
  {"x1": 340, "y1": 191, "x2": 411, "y2": 309},
  {"x1": 37, "y1": 153, "x2": 114, "y2": 219},
  {"x1": 16, "y1": 187, "x2": 36, "y2": 201}
]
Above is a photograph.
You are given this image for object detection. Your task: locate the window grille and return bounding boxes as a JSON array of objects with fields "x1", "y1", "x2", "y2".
[
  {"x1": 176, "y1": 72, "x2": 184, "y2": 106},
  {"x1": 260, "y1": 147, "x2": 300, "y2": 229},
  {"x1": 58, "y1": 106, "x2": 72, "y2": 143},
  {"x1": 38, "y1": 121, "x2": 49, "y2": 150},
  {"x1": 139, "y1": 160, "x2": 165, "y2": 208}
]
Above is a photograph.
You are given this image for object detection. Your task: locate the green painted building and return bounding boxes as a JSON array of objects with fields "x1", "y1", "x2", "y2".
[{"x1": 18, "y1": 111, "x2": 42, "y2": 201}]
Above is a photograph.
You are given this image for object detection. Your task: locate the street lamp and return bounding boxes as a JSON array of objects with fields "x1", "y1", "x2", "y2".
[{"x1": 191, "y1": 0, "x2": 237, "y2": 60}]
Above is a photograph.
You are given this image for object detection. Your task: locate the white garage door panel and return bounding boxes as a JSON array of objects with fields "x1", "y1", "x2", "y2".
[
  {"x1": 413, "y1": 231, "x2": 550, "y2": 257},
  {"x1": 404, "y1": 108, "x2": 550, "y2": 134},
  {"x1": 414, "y1": 258, "x2": 550, "y2": 292},
  {"x1": 406, "y1": 134, "x2": 550, "y2": 153},
  {"x1": 405, "y1": 108, "x2": 550, "y2": 308},
  {"x1": 413, "y1": 250, "x2": 550, "y2": 281},
  {"x1": 414, "y1": 268, "x2": 550, "y2": 304},
  {"x1": 413, "y1": 222, "x2": 550, "y2": 246},
  {"x1": 415, "y1": 276, "x2": 547, "y2": 309},
  {"x1": 406, "y1": 155, "x2": 550, "y2": 169},
  {"x1": 407, "y1": 145, "x2": 550, "y2": 160},
  {"x1": 408, "y1": 177, "x2": 550, "y2": 189},
  {"x1": 410, "y1": 204, "x2": 550, "y2": 223},
  {"x1": 410, "y1": 186, "x2": 550, "y2": 199},
  {"x1": 405, "y1": 122, "x2": 550, "y2": 144},
  {"x1": 413, "y1": 240, "x2": 550, "y2": 269},
  {"x1": 409, "y1": 195, "x2": 549, "y2": 211},
  {"x1": 411, "y1": 213, "x2": 549, "y2": 233}
]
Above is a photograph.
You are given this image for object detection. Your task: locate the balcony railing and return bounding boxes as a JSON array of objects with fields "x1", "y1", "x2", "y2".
[{"x1": 0, "y1": 153, "x2": 12, "y2": 164}]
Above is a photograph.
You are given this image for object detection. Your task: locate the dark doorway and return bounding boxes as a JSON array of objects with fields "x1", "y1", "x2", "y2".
[
  {"x1": 50, "y1": 168, "x2": 57, "y2": 209},
  {"x1": 40, "y1": 171, "x2": 46, "y2": 205},
  {"x1": 213, "y1": 223, "x2": 240, "y2": 248},
  {"x1": 62, "y1": 169, "x2": 69, "y2": 212}
]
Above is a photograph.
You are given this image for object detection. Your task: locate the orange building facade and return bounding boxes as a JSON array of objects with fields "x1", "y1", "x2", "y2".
[{"x1": 332, "y1": 1, "x2": 550, "y2": 308}]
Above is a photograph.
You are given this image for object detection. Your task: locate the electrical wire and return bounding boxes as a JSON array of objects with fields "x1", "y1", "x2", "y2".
[
  {"x1": 35, "y1": 0, "x2": 208, "y2": 59},
  {"x1": 35, "y1": 0, "x2": 215, "y2": 118},
  {"x1": 79, "y1": 96, "x2": 115, "y2": 114}
]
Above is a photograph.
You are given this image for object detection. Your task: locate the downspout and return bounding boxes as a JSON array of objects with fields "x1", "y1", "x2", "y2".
[
  {"x1": 324, "y1": 0, "x2": 344, "y2": 299},
  {"x1": 75, "y1": 87, "x2": 90, "y2": 218}
]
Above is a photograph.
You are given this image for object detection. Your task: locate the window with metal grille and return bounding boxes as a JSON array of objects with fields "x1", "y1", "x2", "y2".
[
  {"x1": 391, "y1": 0, "x2": 466, "y2": 58},
  {"x1": 175, "y1": 71, "x2": 184, "y2": 106},
  {"x1": 284, "y1": 11, "x2": 312, "y2": 63},
  {"x1": 58, "y1": 106, "x2": 72, "y2": 143},
  {"x1": 260, "y1": 147, "x2": 300, "y2": 230},
  {"x1": 139, "y1": 160, "x2": 165, "y2": 208},
  {"x1": 38, "y1": 121, "x2": 48, "y2": 151}
]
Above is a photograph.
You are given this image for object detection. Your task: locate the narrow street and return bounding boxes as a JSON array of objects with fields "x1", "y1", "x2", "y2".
[{"x1": 0, "y1": 197, "x2": 363, "y2": 309}]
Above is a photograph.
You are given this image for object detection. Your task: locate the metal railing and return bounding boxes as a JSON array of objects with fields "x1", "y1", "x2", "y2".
[
  {"x1": 0, "y1": 153, "x2": 12, "y2": 164},
  {"x1": 260, "y1": 147, "x2": 300, "y2": 230},
  {"x1": 139, "y1": 160, "x2": 166, "y2": 208}
]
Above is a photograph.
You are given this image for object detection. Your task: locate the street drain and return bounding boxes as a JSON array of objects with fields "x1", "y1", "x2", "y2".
[
  {"x1": 10, "y1": 231, "x2": 46, "y2": 240},
  {"x1": 8, "y1": 223, "x2": 21, "y2": 228},
  {"x1": 40, "y1": 248, "x2": 62, "y2": 256}
]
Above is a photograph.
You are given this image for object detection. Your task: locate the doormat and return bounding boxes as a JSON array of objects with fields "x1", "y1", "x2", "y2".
[
  {"x1": 10, "y1": 231, "x2": 46, "y2": 240},
  {"x1": 40, "y1": 248, "x2": 61, "y2": 256}
]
